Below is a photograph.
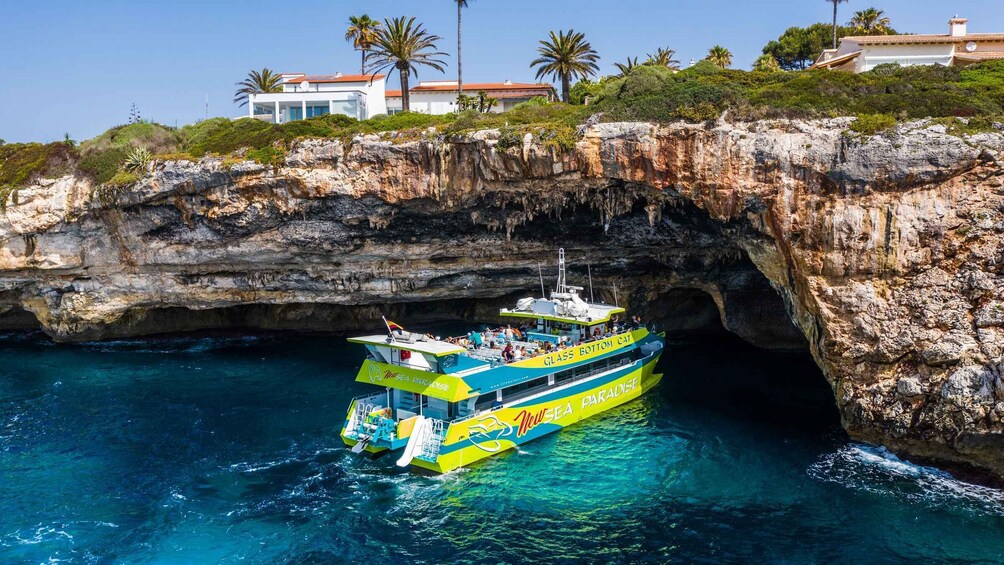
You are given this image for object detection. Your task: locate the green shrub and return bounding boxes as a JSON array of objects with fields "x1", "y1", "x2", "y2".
[
  {"x1": 0, "y1": 142, "x2": 78, "y2": 187},
  {"x1": 123, "y1": 146, "x2": 153, "y2": 172},
  {"x1": 535, "y1": 126, "x2": 578, "y2": 151},
  {"x1": 75, "y1": 122, "x2": 180, "y2": 184},
  {"x1": 105, "y1": 170, "x2": 140, "y2": 186},
  {"x1": 850, "y1": 113, "x2": 897, "y2": 135},
  {"x1": 443, "y1": 110, "x2": 482, "y2": 135},
  {"x1": 0, "y1": 185, "x2": 19, "y2": 211},
  {"x1": 78, "y1": 147, "x2": 127, "y2": 184},
  {"x1": 496, "y1": 125, "x2": 524, "y2": 150},
  {"x1": 930, "y1": 116, "x2": 1002, "y2": 136},
  {"x1": 246, "y1": 146, "x2": 286, "y2": 168}
]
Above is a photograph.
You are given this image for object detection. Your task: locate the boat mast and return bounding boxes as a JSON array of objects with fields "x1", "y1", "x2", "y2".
[
  {"x1": 587, "y1": 262, "x2": 594, "y2": 303},
  {"x1": 557, "y1": 248, "x2": 566, "y2": 293},
  {"x1": 537, "y1": 263, "x2": 546, "y2": 298}
]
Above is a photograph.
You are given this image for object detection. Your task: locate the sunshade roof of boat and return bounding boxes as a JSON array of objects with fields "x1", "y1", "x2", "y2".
[
  {"x1": 499, "y1": 303, "x2": 626, "y2": 324},
  {"x1": 347, "y1": 335, "x2": 467, "y2": 356}
]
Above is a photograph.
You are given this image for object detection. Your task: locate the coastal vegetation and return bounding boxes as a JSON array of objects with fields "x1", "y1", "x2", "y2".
[
  {"x1": 232, "y1": 69, "x2": 283, "y2": 108},
  {"x1": 365, "y1": 16, "x2": 449, "y2": 112},
  {"x1": 646, "y1": 47, "x2": 681, "y2": 71},
  {"x1": 530, "y1": 29, "x2": 601, "y2": 102},
  {"x1": 3, "y1": 60, "x2": 1003, "y2": 190},
  {"x1": 706, "y1": 46, "x2": 734, "y2": 69},
  {"x1": 849, "y1": 8, "x2": 892, "y2": 34},
  {"x1": 344, "y1": 14, "x2": 382, "y2": 75}
]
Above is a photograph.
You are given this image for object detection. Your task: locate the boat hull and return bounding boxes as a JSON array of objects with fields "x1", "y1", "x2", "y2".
[{"x1": 410, "y1": 352, "x2": 663, "y2": 473}]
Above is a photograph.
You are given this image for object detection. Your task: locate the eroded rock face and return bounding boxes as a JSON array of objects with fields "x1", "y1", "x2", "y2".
[{"x1": 2, "y1": 118, "x2": 1003, "y2": 478}]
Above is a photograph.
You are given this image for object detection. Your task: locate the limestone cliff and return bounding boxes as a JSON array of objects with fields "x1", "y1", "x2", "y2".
[{"x1": 2, "y1": 118, "x2": 1004, "y2": 479}]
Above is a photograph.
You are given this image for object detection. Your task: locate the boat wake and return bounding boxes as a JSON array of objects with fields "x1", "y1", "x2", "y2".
[{"x1": 808, "y1": 444, "x2": 1004, "y2": 516}]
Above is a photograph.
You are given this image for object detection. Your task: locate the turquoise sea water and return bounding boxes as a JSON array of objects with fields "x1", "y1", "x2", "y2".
[{"x1": 2, "y1": 327, "x2": 1004, "y2": 563}]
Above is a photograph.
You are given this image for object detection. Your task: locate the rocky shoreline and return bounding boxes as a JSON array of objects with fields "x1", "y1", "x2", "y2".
[{"x1": 2, "y1": 118, "x2": 1004, "y2": 479}]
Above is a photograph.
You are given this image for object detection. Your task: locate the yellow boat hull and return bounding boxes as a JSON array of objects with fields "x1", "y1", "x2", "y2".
[{"x1": 411, "y1": 354, "x2": 663, "y2": 474}]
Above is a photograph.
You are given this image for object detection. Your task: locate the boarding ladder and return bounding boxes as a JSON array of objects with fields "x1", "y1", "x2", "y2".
[
  {"x1": 348, "y1": 400, "x2": 378, "y2": 437},
  {"x1": 417, "y1": 418, "x2": 446, "y2": 462}
]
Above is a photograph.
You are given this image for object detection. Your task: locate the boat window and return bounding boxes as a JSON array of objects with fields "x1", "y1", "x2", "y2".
[
  {"x1": 474, "y1": 391, "x2": 499, "y2": 412},
  {"x1": 500, "y1": 376, "x2": 548, "y2": 401},
  {"x1": 426, "y1": 397, "x2": 449, "y2": 420},
  {"x1": 454, "y1": 398, "x2": 477, "y2": 419}
]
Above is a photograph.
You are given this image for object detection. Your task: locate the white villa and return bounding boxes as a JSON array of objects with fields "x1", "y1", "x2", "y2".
[
  {"x1": 248, "y1": 73, "x2": 388, "y2": 122},
  {"x1": 245, "y1": 73, "x2": 555, "y2": 121},
  {"x1": 386, "y1": 81, "x2": 556, "y2": 115},
  {"x1": 813, "y1": 17, "x2": 1004, "y2": 72}
]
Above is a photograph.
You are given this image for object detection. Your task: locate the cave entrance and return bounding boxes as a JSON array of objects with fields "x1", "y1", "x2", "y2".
[{"x1": 645, "y1": 286, "x2": 838, "y2": 431}]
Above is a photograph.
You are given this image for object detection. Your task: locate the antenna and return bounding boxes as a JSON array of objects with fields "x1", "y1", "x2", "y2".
[
  {"x1": 537, "y1": 263, "x2": 546, "y2": 299},
  {"x1": 204, "y1": 93, "x2": 209, "y2": 121},
  {"x1": 557, "y1": 248, "x2": 566, "y2": 293},
  {"x1": 613, "y1": 284, "x2": 619, "y2": 307},
  {"x1": 587, "y1": 262, "x2": 594, "y2": 303}
]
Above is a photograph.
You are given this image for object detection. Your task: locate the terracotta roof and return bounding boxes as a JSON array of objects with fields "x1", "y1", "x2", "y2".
[
  {"x1": 410, "y1": 82, "x2": 554, "y2": 92},
  {"x1": 285, "y1": 74, "x2": 384, "y2": 84},
  {"x1": 843, "y1": 33, "x2": 1004, "y2": 45},
  {"x1": 491, "y1": 92, "x2": 553, "y2": 99},
  {"x1": 954, "y1": 51, "x2": 1004, "y2": 61},
  {"x1": 385, "y1": 90, "x2": 403, "y2": 98}
]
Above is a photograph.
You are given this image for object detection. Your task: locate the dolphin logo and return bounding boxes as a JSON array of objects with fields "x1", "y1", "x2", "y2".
[
  {"x1": 467, "y1": 414, "x2": 514, "y2": 453},
  {"x1": 367, "y1": 363, "x2": 383, "y2": 383}
]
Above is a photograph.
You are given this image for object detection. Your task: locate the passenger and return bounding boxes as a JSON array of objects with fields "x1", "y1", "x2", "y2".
[
  {"x1": 502, "y1": 343, "x2": 514, "y2": 362},
  {"x1": 504, "y1": 325, "x2": 514, "y2": 341},
  {"x1": 512, "y1": 347, "x2": 523, "y2": 361}
]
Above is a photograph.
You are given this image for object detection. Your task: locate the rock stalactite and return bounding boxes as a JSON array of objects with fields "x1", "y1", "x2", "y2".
[{"x1": 2, "y1": 118, "x2": 1003, "y2": 478}]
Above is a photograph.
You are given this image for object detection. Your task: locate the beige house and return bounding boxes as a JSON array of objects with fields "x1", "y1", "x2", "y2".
[{"x1": 812, "y1": 17, "x2": 1004, "y2": 72}]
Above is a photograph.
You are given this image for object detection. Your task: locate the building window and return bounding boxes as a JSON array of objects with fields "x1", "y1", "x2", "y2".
[
  {"x1": 306, "y1": 104, "x2": 329, "y2": 118},
  {"x1": 332, "y1": 99, "x2": 358, "y2": 118},
  {"x1": 287, "y1": 106, "x2": 303, "y2": 121}
]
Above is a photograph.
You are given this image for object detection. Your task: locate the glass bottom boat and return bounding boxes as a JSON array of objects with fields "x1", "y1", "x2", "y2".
[{"x1": 340, "y1": 250, "x2": 665, "y2": 473}]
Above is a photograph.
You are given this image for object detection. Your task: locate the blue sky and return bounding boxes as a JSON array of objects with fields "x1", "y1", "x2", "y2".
[{"x1": 1, "y1": 0, "x2": 1001, "y2": 143}]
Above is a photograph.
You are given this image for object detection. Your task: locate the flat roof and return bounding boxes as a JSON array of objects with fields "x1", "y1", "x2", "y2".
[
  {"x1": 499, "y1": 303, "x2": 626, "y2": 325},
  {"x1": 410, "y1": 82, "x2": 554, "y2": 92},
  {"x1": 285, "y1": 74, "x2": 384, "y2": 84},
  {"x1": 347, "y1": 335, "x2": 467, "y2": 356}
]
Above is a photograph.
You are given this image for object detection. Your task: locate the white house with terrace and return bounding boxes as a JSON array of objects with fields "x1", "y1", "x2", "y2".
[
  {"x1": 386, "y1": 81, "x2": 557, "y2": 115},
  {"x1": 812, "y1": 17, "x2": 1004, "y2": 72},
  {"x1": 248, "y1": 73, "x2": 388, "y2": 122}
]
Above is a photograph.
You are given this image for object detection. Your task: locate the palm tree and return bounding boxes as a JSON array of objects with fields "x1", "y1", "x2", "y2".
[
  {"x1": 614, "y1": 57, "x2": 640, "y2": 78},
  {"x1": 345, "y1": 15, "x2": 382, "y2": 75},
  {"x1": 849, "y1": 8, "x2": 891, "y2": 34},
  {"x1": 826, "y1": 0, "x2": 850, "y2": 48},
  {"x1": 366, "y1": 17, "x2": 448, "y2": 113},
  {"x1": 645, "y1": 47, "x2": 681, "y2": 70},
  {"x1": 455, "y1": 0, "x2": 474, "y2": 96},
  {"x1": 706, "y1": 46, "x2": 733, "y2": 69},
  {"x1": 752, "y1": 54, "x2": 782, "y2": 72},
  {"x1": 233, "y1": 68, "x2": 283, "y2": 108},
  {"x1": 530, "y1": 29, "x2": 600, "y2": 103}
]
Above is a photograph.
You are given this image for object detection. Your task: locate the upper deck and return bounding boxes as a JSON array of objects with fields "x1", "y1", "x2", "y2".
[
  {"x1": 351, "y1": 325, "x2": 650, "y2": 401},
  {"x1": 499, "y1": 295, "x2": 625, "y2": 325},
  {"x1": 347, "y1": 335, "x2": 467, "y2": 357}
]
